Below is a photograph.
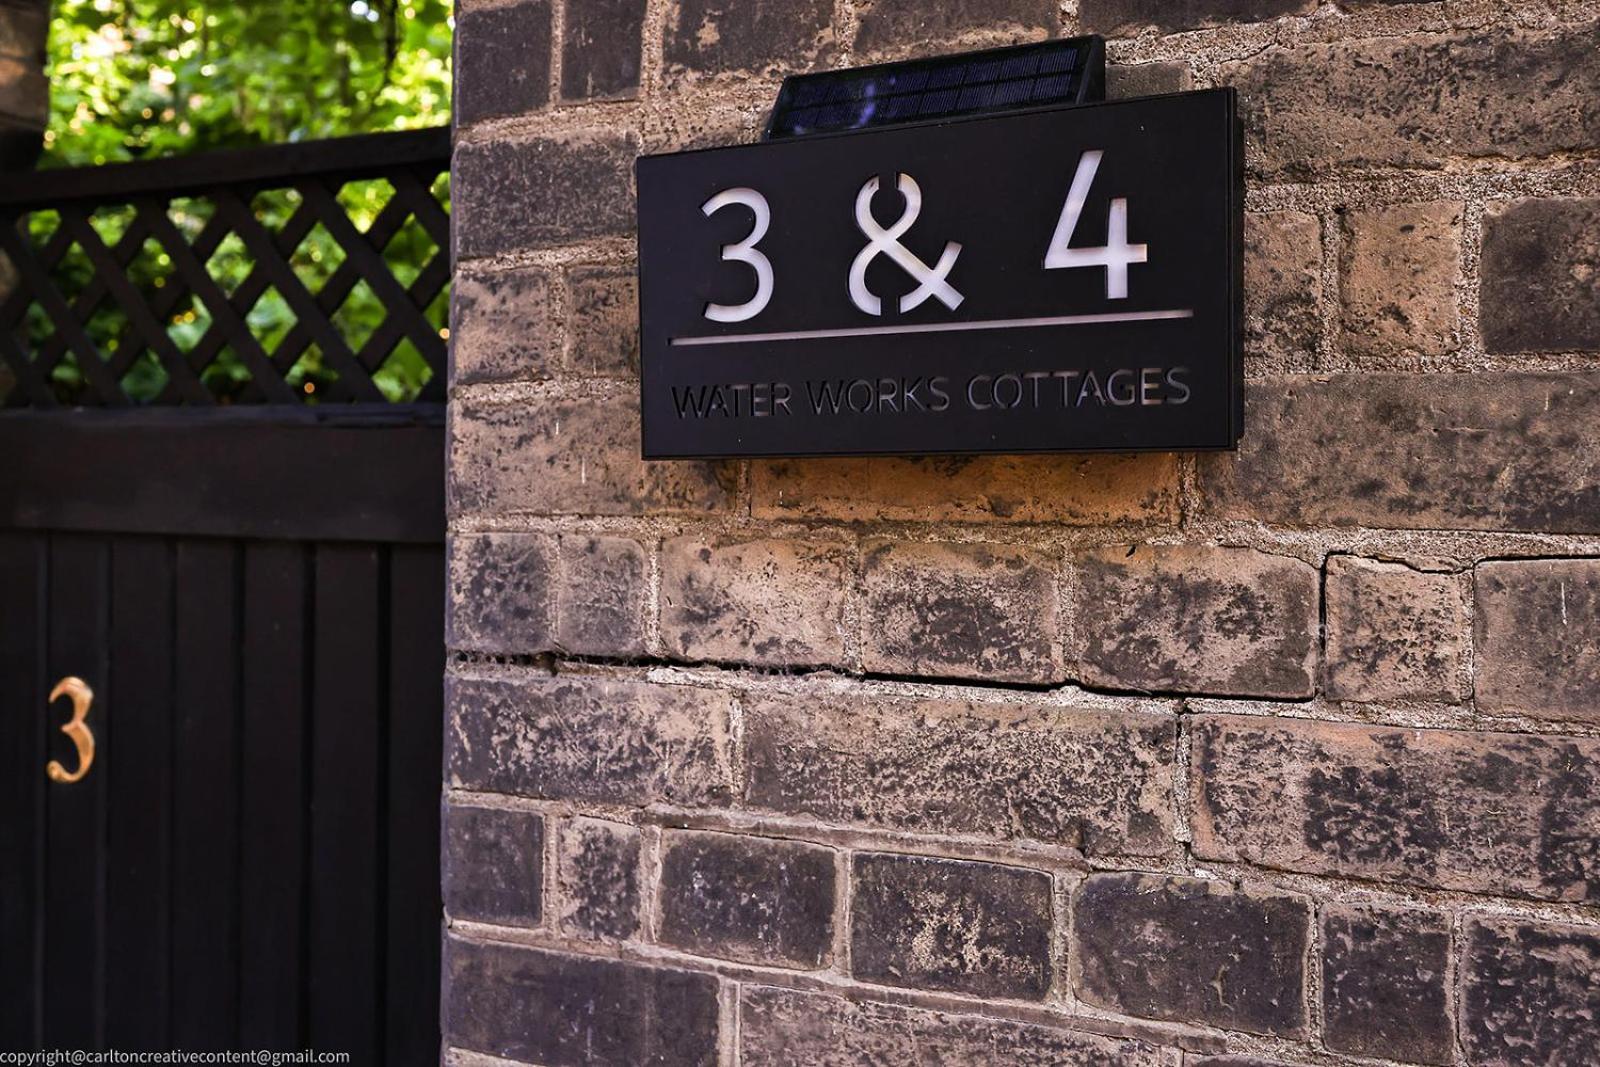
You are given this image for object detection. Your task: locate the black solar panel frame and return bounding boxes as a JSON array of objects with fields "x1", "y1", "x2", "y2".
[{"x1": 762, "y1": 36, "x2": 1106, "y2": 141}]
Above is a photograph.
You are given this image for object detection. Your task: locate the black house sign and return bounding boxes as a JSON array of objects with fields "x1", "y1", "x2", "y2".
[{"x1": 635, "y1": 87, "x2": 1242, "y2": 459}]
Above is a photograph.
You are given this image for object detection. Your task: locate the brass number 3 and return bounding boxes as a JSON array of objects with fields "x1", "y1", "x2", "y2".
[{"x1": 46, "y1": 676, "x2": 95, "y2": 784}]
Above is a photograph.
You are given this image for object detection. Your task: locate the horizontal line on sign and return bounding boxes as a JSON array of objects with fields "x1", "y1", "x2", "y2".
[{"x1": 669, "y1": 308, "x2": 1196, "y2": 347}]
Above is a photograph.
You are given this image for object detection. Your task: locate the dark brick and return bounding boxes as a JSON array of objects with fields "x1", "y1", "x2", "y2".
[
  {"x1": 447, "y1": 673, "x2": 735, "y2": 807},
  {"x1": 454, "y1": 132, "x2": 636, "y2": 259},
  {"x1": 1243, "y1": 211, "x2": 1321, "y2": 374},
  {"x1": 454, "y1": 1, "x2": 551, "y2": 125},
  {"x1": 661, "y1": 536, "x2": 851, "y2": 668},
  {"x1": 449, "y1": 392, "x2": 734, "y2": 517},
  {"x1": 850, "y1": 853, "x2": 1052, "y2": 1000},
  {"x1": 1324, "y1": 556, "x2": 1469, "y2": 704},
  {"x1": 663, "y1": 0, "x2": 834, "y2": 77},
  {"x1": 451, "y1": 266, "x2": 558, "y2": 384},
  {"x1": 740, "y1": 985, "x2": 1163, "y2": 1066},
  {"x1": 446, "y1": 532, "x2": 554, "y2": 654},
  {"x1": 555, "y1": 534, "x2": 648, "y2": 657},
  {"x1": 442, "y1": 804, "x2": 544, "y2": 926},
  {"x1": 1190, "y1": 1060, "x2": 1292, "y2": 1067},
  {"x1": 1106, "y1": 61, "x2": 1192, "y2": 100},
  {"x1": 658, "y1": 831, "x2": 835, "y2": 968},
  {"x1": 561, "y1": 0, "x2": 645, "y2": 101},
  {"x1": 1321, "y1": 905, "x2": 1453, "y2": 1064},
  {"x1": 1083, "y1": 0, "x2": 1313, "y2": 34},
  {"x1": 566, "y1": 264, "x2": 639, "y2": 377},
  {"x1": 556, "y1": 816, "x2": 641, "y2": 941},
  {"x1": 0, "y1": 4, "x2": 48, "y2": 64},
  {"x1": 1221, "y1": 23, "x2": 1600, "y2": 179},
  {"x1": 853, "y1": 0, "x2": 1056, "y2": 56},
  {"x1": 1072, "y1": 545, "x2": 1318, "y2": 699},
  {"x1": 743, "y1": 689, "x2": 1175, "y2": 856},
  {"x1": 862, "y1": 540, "x2": 1060, "y2": 683},
  {"x1": 1476, "y1": 559, "x2": 1600, "y2": 724},
  {"x1": 1482, "y1": 198, "x2": 1600, "y2": 354},
  {"x1": 1198, "y1": 372, "x2": 1600, "y2": 533},
  {"x1": 1191, "y1": 715, "x2": 1600, "y2": 901},
  {"x1": 1462, "y1": 917, "x2": 1600, "y2": 1067},
  {"x1": 1073, "y1": 873, "x2": 1309, "y2": 1037},
  {"x1": 445, "y1": 937, "x2": 718, "y2": 1065}
]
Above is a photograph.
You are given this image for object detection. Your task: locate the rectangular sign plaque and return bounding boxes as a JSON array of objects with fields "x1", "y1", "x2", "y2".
[{"x1": 635, "y1": 88, "x2": 1242, "y2": 459}]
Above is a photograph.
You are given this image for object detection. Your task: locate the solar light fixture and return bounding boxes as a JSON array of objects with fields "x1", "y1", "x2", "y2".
[{"x1": 763, "y1": 35, "x2": 1106, "y2": 140}]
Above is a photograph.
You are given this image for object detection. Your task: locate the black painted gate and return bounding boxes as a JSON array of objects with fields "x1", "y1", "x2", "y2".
[{"x1": 0, "y1": 132, "x2": 450, "y2": 1061}]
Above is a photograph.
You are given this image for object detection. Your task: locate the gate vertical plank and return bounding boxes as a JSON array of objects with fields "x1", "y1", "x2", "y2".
[
  {"x1": 43, "y1": 534, "x2": 110, "y2": 1048},
  {"x1": 309, "y1": 543, "x2": 382, "y2": 1062},
  {"x1": 105, "y1": 537, "x2": 174, "y2": 1049},
  {"x1": 0, "y1": 533, "x2": 44, "y2": 1047},
  {"x1": 171, "y1": 539, "x2": 241, "y2": 1048},
  {"x1": 384, "y1": 544, "x2": 443, "y2": 1065},
  {"x1": 239, "y1": 542, "x2": 309, "y2": 1047}
]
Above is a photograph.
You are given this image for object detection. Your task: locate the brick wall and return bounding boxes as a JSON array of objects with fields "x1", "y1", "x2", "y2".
[{"x1": 443, "y1": 1, "x2": 1600, "y2": 1064}]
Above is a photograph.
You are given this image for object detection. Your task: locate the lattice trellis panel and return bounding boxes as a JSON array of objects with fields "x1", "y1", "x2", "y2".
[{"x1": 0, "y1": 128, "x2": 451, "y2": 407}]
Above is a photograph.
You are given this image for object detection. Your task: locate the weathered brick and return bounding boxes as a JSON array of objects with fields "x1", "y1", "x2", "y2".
[
  {"x1": 0, "y1": 54, "x2": 43, "y2": 129},
  {"x1": 1222, "y1": 23, "x2": 1600, "y2": 179},
  {"x1": 739, "y1": 985, "x2": 1163, "y2": 1067},
  {"x1": 454, "y1": 132, "x2": 636, "y2": 259},
  {"x1": 1106, "y1": 61, "x2": 1192, "y2": 100},
  {"x1": 556, "y1": 817, "x2": 641, "y2": 941},
  {"x1": 663, "y1": 0, "x2": 834, "y2": 77},
  {"x1": 853, "y1": 0, "x2": 1056, "y2": 56},
  {"x1": 454, "y1": 1, "x2": 551, "y2": 125},
  {"x1": 555, "y1": 534, "x2": 648, "y2": 657},
  {"x1": 1324, "y1": 556, "x2": 1469, "y2": 704},
  {"x1": 1198, "y1": 372, "x2": 1600, "y2": 532},
  {"x1": 0, "y1": 4, "x2": 48, "y2": 62},
  {"x1": 449, "y1": 393, "x2": 734, "y2": 517},
  {"x1": 751, "y1": 453, "x2": 1179, "y2": 525},
  {"x1": 566, "y1": 264, "x2": 639, "y2": 377},
  {"x1": 1191, "y1": 715, "x2": 1600, "y2": 901},
  {"x1": 658, "y1": 831, "x2": 835, "y2": 968},
  {"x1": 1321, "y1": 905, "x2": 1452, "y2": 1064},
  {"x1": 1072, "y1": 545, "x2": 1318, "y2": 699},
  {"x1": 1482, "y1": 197, "x2": 1600, "y2": 354},
  {"x1": 743, "y1": 690, "x2": 1175, "y2": 856},
  {"x1": 661, "y1": 536, "x2": 850, "y2": 668},
  {"x1": 1243, "y1": 211, "x2": 1320, "y2": 374},
  {"x1": 447, "y1": 673, "x2": 735, "y2": 807},
  {"x1": 1081, "y1": 0, "x2": 1313, "y2": 34},
  {"x1": 451, "y1": 267, "x2": 558, "y2": 385},
  {"x1": 445, "y1": 937, "x2": 719, "y2": 1065},
  {"x1": 1190, "y1": 1059, "x2": 1290, "y2": 1067},
  {"x1": 561, "y1": 0, "x2": 645, "y2": 101},
  {"x1": 850, "y1": 853, "x2": 1052, "y2": 1000},
  {"x1": 442, "y1": 804, "x2": 544, "y2": 926},
  {"x1": 1340, "y1": 202, "x2": 1462, "y2": 364},
  {"x1": 446, "y1": 532, "x2": 554, "y2": 654},
  {"x1": 1462, "y1": 917, "x2": 1600, "y2": 1067},
  {"x1": 1476, "y1": 559, "x2": 1600, "y2": 723},
  {"x1": 862, "y1": 540, "x2": 1060, "y2": 683},
  {"x1": 1073, "y1": 873, "x2": 1309, "y2": 1037}
]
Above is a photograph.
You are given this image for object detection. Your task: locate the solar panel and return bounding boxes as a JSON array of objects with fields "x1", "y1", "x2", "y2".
[{"x1": 763, "y1": 36, "x2": 1106, "y2": 140}]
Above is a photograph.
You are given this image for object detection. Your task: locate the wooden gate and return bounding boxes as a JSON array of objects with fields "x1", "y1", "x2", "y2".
[{"x1": 0, "y1": 130, "x2": 449, "y2": 1061}]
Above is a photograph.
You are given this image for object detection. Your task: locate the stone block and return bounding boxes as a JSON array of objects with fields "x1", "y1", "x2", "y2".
[
  {"x1": 442, "y1": 804, "x2": 544, "y2": 926},
  {"x1": 446, "y1": 532, "x2": 554, "y2": 654},
  {"x1": 555, "y1": 534, "x2": 648, "y2": 657},
  {"x1": 1340, "y1": 202, "x2": 1462, "y2": 364},
  {"x1": 556, "y1": 817, "x2": 641, "y2": 941},
  {"x1": 1482, "y1": 197, "x2": 1600, "y2": 353},
  {"x1": 562, "y1": 0, "x2": 646, "y2": 101},
  {"x1": 451, "y1": 267, "x2": 558, "y2": 385},
  {"x1": 566, "y1": 264, "x2": 640, "y2": 377},
  {"x1": 1462, "y1": 917, "x2": 1600, "y2": 1067},
  {"x1": 454, "y1": 131, "x2": 636, "y2": 259},
  {"x1": 1321, "y1": 905, "x2": 1452, "y2": 1064},
  {"x1": 662, "y1": 0, "x2": 834, "y2": 76},
  {"x1": 1323, "y1": 556, "x2": 1469, "y2": 703},
  {"x1": 454, "y1": 1, "x2": 551, "y2": 125}
]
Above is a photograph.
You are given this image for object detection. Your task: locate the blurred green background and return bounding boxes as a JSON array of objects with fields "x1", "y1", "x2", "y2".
[{"x1": 25, "y1": 0, "x2": 454, "y2": 404}]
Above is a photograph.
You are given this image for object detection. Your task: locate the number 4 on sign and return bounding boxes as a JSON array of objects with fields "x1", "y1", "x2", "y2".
[{"x1": 1044, "y1": 150, "x2": 1147, "y2": 299}]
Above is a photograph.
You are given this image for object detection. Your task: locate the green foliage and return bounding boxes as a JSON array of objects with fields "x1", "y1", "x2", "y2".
[{"x1": 28, "y1": 1, "x2": 453, "y2": 405}]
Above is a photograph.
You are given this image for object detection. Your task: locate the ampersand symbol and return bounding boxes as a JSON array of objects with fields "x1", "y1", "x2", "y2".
[{"x1": 849, "y1": 172, "x2": 964, "y2": 316}]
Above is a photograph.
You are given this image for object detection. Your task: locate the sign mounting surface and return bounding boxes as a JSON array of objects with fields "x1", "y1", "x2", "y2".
[{"x1": 635, "y1": 88, "x2": 1242, "y2": 459}]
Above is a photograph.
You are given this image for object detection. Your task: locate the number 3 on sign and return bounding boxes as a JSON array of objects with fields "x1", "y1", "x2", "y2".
[
  {"x1": 1044, "y1": 150, "x2": 1147, "y2": 299},
  {"x1": 701, "y1": 187, "x2": 773, "y2": 322}
]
